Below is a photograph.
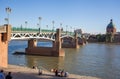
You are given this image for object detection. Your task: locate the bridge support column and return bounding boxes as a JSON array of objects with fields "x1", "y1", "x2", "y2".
[
  {"x1": 26, "y1": 39, "x2": 37, "y2": 54},
  {"x1": 28, "y1": 39, "x2": 37, "y2": 48},
  {"x1": 75, "y1": 32, "x2": 79, "y2": 49},
  {"x1": 53, "y1": 29, "x2": 65, "y2": 56},
  {"x1": 25, "y1": 29, "x2": 65, "y2": 57},
  {"x1": 0, "y1": 24, "x2": 11, "y2": 68}
]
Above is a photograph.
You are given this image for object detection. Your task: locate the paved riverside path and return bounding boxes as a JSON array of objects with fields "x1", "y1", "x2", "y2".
[{"x1": 1, "y1": 65, "x2": 101, "y2": 79}]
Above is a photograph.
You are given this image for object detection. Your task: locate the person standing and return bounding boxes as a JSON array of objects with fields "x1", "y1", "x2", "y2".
[
  {"x1": 0, "y1": 70, "x2": 5, "y2": 79},
  {"x1": 5, "y1": 72, "x2": 12, "y2": 79}
]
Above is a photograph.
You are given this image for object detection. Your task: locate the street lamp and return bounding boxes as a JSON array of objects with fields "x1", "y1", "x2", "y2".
[
  {"x1": 60, "y1": 23, "x2": 62, "y2": 29},
  {"x1": 5, "y1": 18, "x2": 8, "y2": 24},
  {"x1": 37, "y1": 23, "x2": 39, "y2": 32},
  {"x1": 20, "y1": 24, "x2": 23, "y2": 32},
  {"x1": 46, "y1": 25, "x2": 48, "y2": 31},
  {"x1": 52, "y1": 21, "x2": 55, "y2": 33},
  {"x1": 74, "y1": 27, "x2": 76, "y2": 33},
  {"x1": 38, "y1": 17, "x2": 42, "y2": 33},
  {"x1": 66, "y1": 25, "x2": 68, "y2": 34},
  {"x1": 5, "y1": 7, "x2": 11, "y2": 24},
  {"x1": 25, "y1": 21, "x2": 27, "y2": 31},
  {"x1": 70, "y1": 26, "x2": 72, "y2": 35}
]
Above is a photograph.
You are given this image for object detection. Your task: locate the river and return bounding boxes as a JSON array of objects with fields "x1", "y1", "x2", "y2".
[{"x1": 8, "y1": 40, "x2": 120, "y2": 79}]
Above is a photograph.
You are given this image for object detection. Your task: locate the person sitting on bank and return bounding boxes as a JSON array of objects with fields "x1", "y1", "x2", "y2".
[
  {"x1": 64, "y1": 72, "x2": 69, "y2": 77},
  {"x1": 32, "y1": 65, "x2": 38, "y2": 70},
  {"x1": 5, "y1": 72, "x2": 12, "y2": 79},
  {"x1": 60, "y1": 70, "x2": 64, "y2": 77},
  {"x1": 38, "y1": 69, "x2": 42, "y2": 75},
  {"x1": 50, "y1": 69, "x2": 54, "y2": 72},
  {"x1": 32, "y1": 66, "x2": 35, "y2": 69},
  {"x1": 0, "y1": 70, "x2": 5, "y2": 79},
  {"x1": 55, "y1": 69, "x2": 58, "y2": 76}
]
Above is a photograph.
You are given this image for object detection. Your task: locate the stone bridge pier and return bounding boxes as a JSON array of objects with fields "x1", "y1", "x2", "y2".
[
  {"x1": 0, "y1": 24, "x2": 11, "y2": 67},
  {"x1": 74, "y1": 32, "x2": 79, "y2": 48},
  {"x1": 62, "y1": 32, "x2": 79, "y2": 48},
  {"x1": 25, "y1": 29, "x2": 65, "y2": 57}
]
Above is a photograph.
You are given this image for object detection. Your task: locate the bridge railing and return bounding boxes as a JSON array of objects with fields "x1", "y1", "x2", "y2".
[
  {"x1": 12, "y1": 27, "x2": 56, "y2": 33},
  {"x1": 11, "y1": 27, "x2": 72, "y2": 34}
]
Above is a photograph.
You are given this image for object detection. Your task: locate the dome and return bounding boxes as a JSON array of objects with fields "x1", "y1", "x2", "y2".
[{"x1": 107, "y1": 19, "x2": 116, "y2": 29}]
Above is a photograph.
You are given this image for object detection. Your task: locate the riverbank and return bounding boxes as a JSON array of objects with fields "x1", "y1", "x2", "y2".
[
  {"x1": 1, "y1": 64, "x2": 101, "y2": 79},
  {"x1": 88, "y1": 42, "x2": 120, "y2": 45}
]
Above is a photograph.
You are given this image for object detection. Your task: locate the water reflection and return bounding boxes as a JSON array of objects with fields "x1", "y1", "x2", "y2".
[
  {"x1": 8, "y1": 41, "x2": 120, "y2": 79},
  {"x1": 25, "y1": 55, "x2": 65, "y2": 71}
]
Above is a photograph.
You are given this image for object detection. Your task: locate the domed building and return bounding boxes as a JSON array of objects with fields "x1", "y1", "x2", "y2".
[
  {"x1": 106, "y1": 19, "x2": 116, "y2": 42},
  {"x1": 106, "y1": 19, "x2": 116, "y2": 34}
]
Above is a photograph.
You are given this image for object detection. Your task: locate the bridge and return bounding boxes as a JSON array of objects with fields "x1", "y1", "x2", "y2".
[
  {"x1": 11, "y1": 32, "x2": 56, "y2": 41},
  {"x1": 11, "y1": 30, "x2": 75, "y2": 41},
  {"x1": 0, "y1": 24, "x2": 85, "y2": 68},
  {"x1": 11, "y1": 30, "x2": 85, "y2": 48}
]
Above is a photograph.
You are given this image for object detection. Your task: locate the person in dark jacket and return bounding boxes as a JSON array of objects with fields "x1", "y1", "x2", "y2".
[{"x1": 5, "y1": 72, "x2": 12, "y2": 79}]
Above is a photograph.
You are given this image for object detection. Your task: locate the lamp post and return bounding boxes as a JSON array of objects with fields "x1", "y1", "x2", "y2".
[
  {"x1": 25, "y1": 21, "x2": 27, "y2": 31},
  {"x1": 38, "y1": 17, "x2": 42, "y2": 33},
  {"x1": 5, "y1": 7, "x2": 11, "y2": 25},
  {"x1": 37, "y1": 23, "x2": 39, "y2": 32},
  {"x1": 46, "y1": 25, "x2": 48, "y2": 31},
  {"x1": 74, "y1": 27, "x2": 76, "y2": 34},
  {"x1": 70, "y1": 26, "x2": 72, "y2": 35},
  {"x1": 66, "y1": 25, "x2": 68, "y2": 34},
  {"x1": 52, "y1": 21, "x2": 55, "y2": 33},
  {"x1": 5, "y1": 18, "x2": 8, "y2": 24},
  {"x1": 20, "y1": 24, "x2": 23, "y2": 32},
  {"x1": 60, "y1": 23, "x2": 62, "y2": 29}
]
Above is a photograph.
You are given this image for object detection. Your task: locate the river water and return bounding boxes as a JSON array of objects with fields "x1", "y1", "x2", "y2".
[{"x1": 8, "y1": 40, "x2": 120, "y2": 79}]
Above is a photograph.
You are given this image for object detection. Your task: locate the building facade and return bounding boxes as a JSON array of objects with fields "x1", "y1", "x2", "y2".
[{"x1": 106, "y1": 19, "x2": 116, "y2": 42}]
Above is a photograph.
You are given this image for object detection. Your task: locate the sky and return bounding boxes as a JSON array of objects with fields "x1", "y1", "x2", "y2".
[{"x1": 0, "y1": 0, "x2": 120, "y2": 34}]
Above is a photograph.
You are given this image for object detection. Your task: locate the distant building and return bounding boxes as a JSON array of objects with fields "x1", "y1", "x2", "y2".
[
  {"x1": 82, "y1": 33, "x2": 90, "y2": 40},
  {"x1": 106, "y1": 19, "x2": 116, "y2": 34},
  {"x1": 88, "y1": 34, "x2": 98, "y2": 42},
  {"x1": 87, "y1": 19, "x2": 120, "y2": 43},
  {"x1": 114, "y1": 33, "x2": 120, "y2": 42},
  {"x1": 106, "y1": 19, "x2": 116, "y2": 42},
  {"x1": 74, "y1": 29, "x2": 82, "y2": 35}
]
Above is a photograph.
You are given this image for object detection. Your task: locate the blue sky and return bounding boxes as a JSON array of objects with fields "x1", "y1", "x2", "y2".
[{"x1": 0, "y1": 0, "x2": 120, "y2": 34}]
